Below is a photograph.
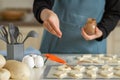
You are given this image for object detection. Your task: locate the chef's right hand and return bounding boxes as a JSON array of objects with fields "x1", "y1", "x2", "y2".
[{"x1": 40, "y1": 9, "x2": 62, "y2": 38}]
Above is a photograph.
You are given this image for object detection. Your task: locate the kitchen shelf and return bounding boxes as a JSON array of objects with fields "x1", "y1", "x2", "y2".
[{"x1": 0, "y1": 20, "x2": 42, "y2": 26}]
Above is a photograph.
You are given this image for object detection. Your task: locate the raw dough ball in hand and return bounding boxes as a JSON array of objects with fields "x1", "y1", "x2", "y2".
[
  {"x1": 4, "y1": 60, "x2": 31, "y2": 80},
  {"x1": 0, "y1": 54, "x2": 6, "y2": 68},
  {"x1": 84, "y1": 18, "x2": 96, "y2": 35},
  {"x1": 0, "y1": 68, "x2": 11, "y2": 80}
]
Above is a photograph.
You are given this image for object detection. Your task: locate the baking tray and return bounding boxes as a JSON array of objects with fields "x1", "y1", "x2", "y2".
[
  {"x1": 43, "y1": 65, "x2": 120, "y2": 80},
  {"x1": 44, "y1": 54, "x2": 120, "y2": 65}
]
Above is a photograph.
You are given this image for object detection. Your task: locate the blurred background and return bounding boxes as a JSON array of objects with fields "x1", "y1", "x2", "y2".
[
  {"x1": 0, "y1": 0, "x2": 120, "y2": 54},
  {"x1": 0, "y1": 0, "x2": 44, "y2": 51},
  {"x1": 0, "y1": 0, "x2": 37, "y2": 23}
]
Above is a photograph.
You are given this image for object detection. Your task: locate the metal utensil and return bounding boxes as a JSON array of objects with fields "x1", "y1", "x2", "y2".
[
  {"x1": 3, "y1": 26, "x2": 9, "y2": 43},
  {"x1": 17, "y1": 32, "x2": 23, "y2": 43},
  {"x1": 14, "y1": 26, "x2": 20, "y2": 43},
  {"x1": 8, "y1": 23, "x2": 16, "y2": 44},
  {"x1": 0, "y1": 35, "x2": 6, "y2": 43},
  {"x1": 22, "y1": 30, "x2": 38, "y2": 43},
  {"x1": 0, "y1": 25, "x2": 9, "y2": 43}
]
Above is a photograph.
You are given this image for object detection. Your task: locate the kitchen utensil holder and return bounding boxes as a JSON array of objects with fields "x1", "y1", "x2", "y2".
[{"x1": 7, "y1": 43, "x2": 24, "y2": 61}]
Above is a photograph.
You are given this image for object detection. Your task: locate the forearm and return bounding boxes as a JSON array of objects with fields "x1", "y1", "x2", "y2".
[
  {"x1": 96, "y1": 0, "x2": 120, "y2": 41},
  {"x1": 33, "y1": 0, "x2": 54, "y2": 23}
]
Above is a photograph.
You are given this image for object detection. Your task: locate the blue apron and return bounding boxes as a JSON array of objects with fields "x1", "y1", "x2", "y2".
[{"x1": 40, "y1": 0, "x2": 106, "y2": 54}]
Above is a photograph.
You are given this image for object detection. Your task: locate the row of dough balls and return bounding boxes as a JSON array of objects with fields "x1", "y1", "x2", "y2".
[
  {"x1": 77, "y1": 54, "x2": 118, "y2": 58},
  {"x1": 54, "y1": 70, "x2": 120, "y2": 79},
  {"x1": 76, "y1": 54, "x2": 120, "y2": 64},
  {"x1": 53, "y1": 65, "x2": 120, "y2": 78},
  {"x1": 57, "y1": 64, "x2": 120, "y2": 71}
]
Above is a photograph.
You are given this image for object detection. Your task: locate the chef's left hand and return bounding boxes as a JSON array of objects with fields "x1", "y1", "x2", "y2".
[{"x1": 81, "y1": 27, "x2": 103, "y2": 40}]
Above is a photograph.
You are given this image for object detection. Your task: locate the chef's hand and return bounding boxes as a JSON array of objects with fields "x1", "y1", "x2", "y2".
[
  {"x1": 81, "y1": 27, "x2": 103, "y2": 40},
  {"x1": 40, "y1": 9, "x2": 62, "y2": 38}
]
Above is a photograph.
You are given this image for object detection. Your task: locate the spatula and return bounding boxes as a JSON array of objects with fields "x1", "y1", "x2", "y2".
[
  {"x1": 44, "y1": 54, "x2": 66, "y2": 64},
  {"x1": 22, "y1": 30, "x2": 38, "y2": 43}
]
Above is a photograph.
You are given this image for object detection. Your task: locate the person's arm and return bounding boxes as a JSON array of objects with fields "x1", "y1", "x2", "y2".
[
  {"x1": 33, "y1": 0, "x2": 62, "y2": 38},
  {"x1": 96, "y1": 0, "x2": 120, "y2": 41},
  {"x1": 33, "y1": 0, "x2": 54, "y2": 23}
]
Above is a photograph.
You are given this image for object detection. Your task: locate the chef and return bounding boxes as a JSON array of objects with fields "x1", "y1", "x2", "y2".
[{"x1": 33, "y1": 0, "x2": 120, "y2": 54}]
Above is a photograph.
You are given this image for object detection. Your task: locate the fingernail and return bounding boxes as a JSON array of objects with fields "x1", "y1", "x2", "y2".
[
  {"x1": 58, "y1": 35, "x2": 61, "y2": 38},
  {"x1": 58, "y1": 32, "x2": 62, "y2": 38},
  {"x1": 58, "y1": 34, "x2": 62, "y2": 38}
]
